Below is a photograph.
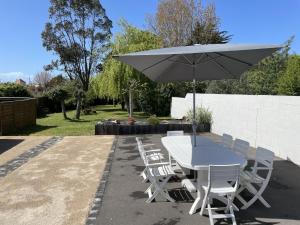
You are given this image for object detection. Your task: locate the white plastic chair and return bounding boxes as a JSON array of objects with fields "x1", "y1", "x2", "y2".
[
  {"x1": 136, "y1": 137, "x2": 164, "y2": 182},
  {"x1": 236, "y1": 147, "x2": 274, "y2": 209},
  {"x1": 232, "y1": 139, "x2": 250, "y2": 159},
  {"x1": 143, "y1": 149, "x2": 175, "y2": 203},
  {"x1": 200, "y1": 164, "x2": 240, "y2": 225},
  {"x1": 222, "y1": 133, "x2": 233, "y2": 149}
]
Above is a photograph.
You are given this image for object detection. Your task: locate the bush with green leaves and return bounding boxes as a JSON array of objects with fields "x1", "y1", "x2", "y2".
[
  {"x1": 186, "y1": 106, "x2": 212, "y2": 124},
  {"x1": 147, "y1": 115, "x2": 160, "y2": 125},
  {"x1": 277, "y1": 55, "x2": 300, "y2": 96},
  {"x1": 0, "y1": 83, "x2": 31, "y2": 97}
]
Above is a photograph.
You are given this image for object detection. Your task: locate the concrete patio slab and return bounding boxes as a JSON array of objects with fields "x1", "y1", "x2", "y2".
[
  {"x1": 0, "y1": 135, "x2": 114, "y2": 225},
  {"x1": 95, "y1": 134, "x2": 300, "y2": 225}
]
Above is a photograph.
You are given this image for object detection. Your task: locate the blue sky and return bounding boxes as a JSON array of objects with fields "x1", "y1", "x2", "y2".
[{"x1": 0, "y1": 0, "x2": 299, "y2": 83}]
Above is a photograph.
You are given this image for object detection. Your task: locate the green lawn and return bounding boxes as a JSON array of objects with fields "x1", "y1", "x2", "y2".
[{"x1": 12, "y1": 105, "x2": 169, "y2": 136}]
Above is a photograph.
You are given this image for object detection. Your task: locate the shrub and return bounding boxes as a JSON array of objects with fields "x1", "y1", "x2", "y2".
[
  {"x1": 147, "y1": 115, "x2": 160, "y2": 125},
  {"x1": 0, "y1": 83, "x2": 31, "y2": 97},
  {"x1": 186, "y1": 106, "x2": 212, "y2": 124}
]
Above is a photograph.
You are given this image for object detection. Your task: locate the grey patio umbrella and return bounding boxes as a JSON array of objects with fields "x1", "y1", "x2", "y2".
[{"x1": 113, "y1": 44, "x2": 282, "y2": 146}]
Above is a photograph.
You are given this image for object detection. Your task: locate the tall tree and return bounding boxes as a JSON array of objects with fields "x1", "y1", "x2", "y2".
[
  {"x1": 95, "y1": 20, "x2": 162, "y2": 111},
  {"x1": 147, "y1": 0, "x2": 231, "y2": 47},
  {"x1": 147, "y1": 0, "x2": 194, "y2": 47},
  {"x1": 188, "y1": 3, "x2": 231, "y2": 45},
  {"x1": 41, "y1": 0, "x2": 112, "y2": 119},
  {"x1": 48, "y1": 86, "x2": 69, "y2": 119},
  {"x1": 34, "y1": 71, "x2": 52, "y2": 91}
]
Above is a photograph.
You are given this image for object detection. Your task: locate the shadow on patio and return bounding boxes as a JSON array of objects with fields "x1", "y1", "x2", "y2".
[
  {"x1": 0, "y1": 139, "x2": 24, "y2": 154},
  {"x1": 95, "y1": 134, "x2": 300, "y2": 225}
]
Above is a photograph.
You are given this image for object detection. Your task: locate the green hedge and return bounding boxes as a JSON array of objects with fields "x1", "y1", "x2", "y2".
[{"x1": 0, "y1": 83, "x2": 31, "y2": 97}]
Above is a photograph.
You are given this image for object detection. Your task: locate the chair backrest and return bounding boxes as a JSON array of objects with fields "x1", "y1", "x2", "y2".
[
  {"x1": 253, "y1": 147, "x2": 274, "y2": 175},
  {"x1": 208, "y1": 164, "x2": 240, "y2": 191},
  {"x1": 233, "y1": 139, "x2": 250, "y2": 158},
  {"x1": 136, "y1": 137, "x2": 147, "y2": 163},
  {"x1": 167, "y1": 130, "x2": 184, "y2": 136},
  {"x1": 222, "y1": 133, "x2": 233, "y2": 148}
]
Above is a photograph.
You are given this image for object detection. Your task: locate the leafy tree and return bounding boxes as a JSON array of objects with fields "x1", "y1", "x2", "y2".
[
  {"x1": 0, "y1": 83, "x2": 31, "y2": 97},
  {"x1": 277, "y1": 55, "x2": 300, "y2": 95},
  {"x1": 48, "y1": 75, "x2": 67, "y2": 88},
  {"x1": 241, "y1": 38, "x2": 292, "y2": 95},
  {"x1": 206, "y1": 38, "x2": 293, "y2": 95},
  {"x1": 95, "y1": 20, "x2": 163, "y2": 110},
  {"x1": 188, "y1": 20, "x2": 231, "y2": 45},
  {"x1": 206, "y1": 80, "x2": 239, "y2": 94},
  {"x1": 48, "y1": 86, "x2": 69, "y2": 119},
  {"x1": 41, "y1": 0, "x2": 112, "y2": 119}
]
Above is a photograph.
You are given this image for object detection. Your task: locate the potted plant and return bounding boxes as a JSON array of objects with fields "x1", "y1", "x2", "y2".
[{"x1": 127, "y1": 117, "x2": 135, "y2": 125}]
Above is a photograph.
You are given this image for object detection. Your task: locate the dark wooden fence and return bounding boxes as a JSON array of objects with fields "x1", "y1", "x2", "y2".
[{"x1": 0, "y1": 97, "x2": 37, "y2": 135}]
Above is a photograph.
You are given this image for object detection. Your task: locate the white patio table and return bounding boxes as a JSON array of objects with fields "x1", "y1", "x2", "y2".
[{"x1": 161, "y1": 135, "x2": 247, "y2": 215}]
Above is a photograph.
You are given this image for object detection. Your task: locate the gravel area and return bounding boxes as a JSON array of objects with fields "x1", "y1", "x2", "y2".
[{"x1": 0, "y1": 136, "x2": 114, "y2": 225}]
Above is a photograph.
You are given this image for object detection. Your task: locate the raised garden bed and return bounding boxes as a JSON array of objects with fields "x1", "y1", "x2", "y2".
[{"x1": 95, "y1": 121, "x2": 210, "y2": 135}]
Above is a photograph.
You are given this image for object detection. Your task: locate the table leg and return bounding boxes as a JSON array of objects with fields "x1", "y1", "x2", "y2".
[{"x1": 189, "y1": 170, "x2": 207, "y2": 215}]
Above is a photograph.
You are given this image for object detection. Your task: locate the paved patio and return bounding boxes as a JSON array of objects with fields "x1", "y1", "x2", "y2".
[{"x1": 95, "y1": 134, "x2": 300, "y2": 225}]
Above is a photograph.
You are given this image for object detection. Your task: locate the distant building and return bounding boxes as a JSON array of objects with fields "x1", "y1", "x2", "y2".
[{"x1": 15, "y1": 79, "x2": 26, "y2": 85}]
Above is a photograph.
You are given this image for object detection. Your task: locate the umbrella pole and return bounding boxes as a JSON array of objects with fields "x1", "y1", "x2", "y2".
[{"x1": 192, "y1": 64, "x2": 197, "y2": 147}]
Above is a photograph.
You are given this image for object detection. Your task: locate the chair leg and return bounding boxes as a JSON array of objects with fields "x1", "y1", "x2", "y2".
[
  {"x1": 146, "y1": 175, "x2": 174, "y2": 203},
  {"x1": 240, "y1": 182, "x2": 271, "y2": 210},
  {"x1": 207, "y1": 201, "x2": 215, "y2": 225},
  {"x1": 141, "y1": 169, "x2": 149, "y2": 182},
  {"x1": 200, "y1": 192, "x2": 208, "y2": 216},
  {"x1": 229, "y1": 204, "x2": 237, "y2": 225}
]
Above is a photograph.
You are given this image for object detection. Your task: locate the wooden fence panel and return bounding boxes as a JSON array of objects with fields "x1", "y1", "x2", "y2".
[{"x1": 0, "y1": 98, "x2": 36, "y2": 135}]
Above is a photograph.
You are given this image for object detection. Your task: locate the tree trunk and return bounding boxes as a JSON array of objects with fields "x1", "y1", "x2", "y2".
[
  {"x1": 129, "y1": 89, "x2": 132, "y2": 117},
  {"x1": 75, "y1": 95, "x2": 82, "y2": 119},
  {"x1": 121, "y1": 101, "x2": 125, "y2": 110},
  {"x1": 60, "y1": 100, "x2": 67, "y2": 119}
]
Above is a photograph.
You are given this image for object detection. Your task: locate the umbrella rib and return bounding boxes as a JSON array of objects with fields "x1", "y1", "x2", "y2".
[
  {"x1": 167, "y1": 59, "x2": 192, "y2": 66},
  {"x1": 183, "y1": 55, "x2": 193, "y2": 65},
  {"x1": 196, "y1": 55, "x2": 222, "y2": 65},
  {"x1": 215, "y1": 52, "x2": 253, "y2": 66},
  {"x1": 142, "y1": 54, "x2": 176, "y2": 72},
  {"x1": 205, "y1": 53, "x2": 234, "y2": 77},
  {"x1": 195, "y1": 54, "x2": 206, "y2": 64}
]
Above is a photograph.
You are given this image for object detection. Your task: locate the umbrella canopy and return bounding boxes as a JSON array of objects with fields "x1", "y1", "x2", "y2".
[
  {"x1": 113, "y1": 44, "x2": 282, "y2": 82},
  {"x1": 113, "y1": 43, "x2": 282, "y2": 145}
]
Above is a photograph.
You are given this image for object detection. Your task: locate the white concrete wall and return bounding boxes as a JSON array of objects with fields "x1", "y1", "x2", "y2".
[{"x1": 171, "y1": 94, "x2": 300, "y2": 165}]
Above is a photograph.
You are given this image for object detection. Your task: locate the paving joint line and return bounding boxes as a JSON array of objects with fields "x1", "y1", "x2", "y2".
[
  {"x1": 86, "y1": 135, "x2": 118, "y2": 225},
  {"x1": 0, "y1": 136, "x2": 64, "y2": 177}
]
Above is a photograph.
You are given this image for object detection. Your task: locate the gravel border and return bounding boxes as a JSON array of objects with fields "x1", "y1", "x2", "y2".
[
  {"x1": 0, "y1": 136, "x2": 63, "y2": 177},
  {"x1": 85, "y1": 136, "x2": 118, "y2": 225}
]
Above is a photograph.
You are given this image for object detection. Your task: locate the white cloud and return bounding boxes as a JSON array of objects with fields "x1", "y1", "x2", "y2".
[{"x1": 0, "y1": 72, "x2": 29, "y2": 83}]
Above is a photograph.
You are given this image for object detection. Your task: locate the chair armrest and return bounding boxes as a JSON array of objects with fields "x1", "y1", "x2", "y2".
[
  {"x1": 145, "y1": 149, "x2": 161, "y2": 153},
  {"x1": 146, "y1": 162, "x2": 169, "y2": 167},
  {"x1": 143, "y1": 144, "x2": 155, "y2": 147}
]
